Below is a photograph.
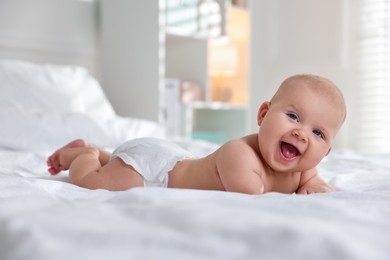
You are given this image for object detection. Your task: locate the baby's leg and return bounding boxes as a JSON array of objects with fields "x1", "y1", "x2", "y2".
[
  {"x1": 47, "y1": 139, "x2": 111, "y2": 175},
  {"x1": 69, "y1": 152, "x2": 144, "y2": 191},
  {"x1": 47, "y1": 139, "x2": 87, "y2": 174}
]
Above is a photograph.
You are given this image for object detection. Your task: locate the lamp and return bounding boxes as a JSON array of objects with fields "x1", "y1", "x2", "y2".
[{"x1": 209, "y1": 42, "x2": 238, "y2": 102}]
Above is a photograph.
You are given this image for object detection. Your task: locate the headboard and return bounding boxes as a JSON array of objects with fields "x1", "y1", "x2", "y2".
[{"x1": 0, "y1": 0, "x2": 99, "y2": 78}]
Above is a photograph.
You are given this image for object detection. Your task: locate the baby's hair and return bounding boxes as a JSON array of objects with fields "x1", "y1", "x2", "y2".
[{"x1": 272, "y1": 74, "x2": 347, "y2": 122}]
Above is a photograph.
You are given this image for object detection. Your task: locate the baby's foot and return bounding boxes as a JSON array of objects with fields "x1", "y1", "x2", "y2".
[{"x1": 47, "y1": 139, "x2": 88, "y2": 175}]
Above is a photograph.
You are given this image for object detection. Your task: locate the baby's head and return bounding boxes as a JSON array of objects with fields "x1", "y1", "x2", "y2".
[
  {"x1": 271, "y1": 74, "x2": 346, "y2": 126},
  {"x1": 257, "y1": 74, "x2": 346, "y2": 172}
]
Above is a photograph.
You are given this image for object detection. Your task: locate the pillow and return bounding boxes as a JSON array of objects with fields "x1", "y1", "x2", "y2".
[
  {"x1": 0, "y1": 106, "x2": 166, "y2": 151},
  {"x1": 0, "y1": 59, "x2": 116, "y2": 120},
  {"x1": 0, "y1": 59, "x2": 167, "y2": 151}
]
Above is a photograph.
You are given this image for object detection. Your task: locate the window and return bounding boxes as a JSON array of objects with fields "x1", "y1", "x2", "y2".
[
  {"x1": 358, "y1": 0, "x2": 390, "y2": 153},
  {"x1": 165, "y1": 0, "x2": 223, "y2": 37}
]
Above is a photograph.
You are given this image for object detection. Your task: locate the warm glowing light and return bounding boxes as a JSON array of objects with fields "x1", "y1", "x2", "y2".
[{"x1": 209, "y1": 43, "x2": 238, "y2": 77}]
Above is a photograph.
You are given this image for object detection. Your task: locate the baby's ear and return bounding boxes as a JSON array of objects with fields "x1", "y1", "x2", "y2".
[{"x1": 257, "y1": 102, "x2": 270, "y2": 126}]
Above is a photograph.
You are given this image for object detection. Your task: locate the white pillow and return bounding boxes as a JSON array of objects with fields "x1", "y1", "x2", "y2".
[
  {"x1": 0, "y1": 59, "x2": 116, "y2": 120},
  {"x1": 0, "y1": 59, "x2": 168, "y2": 151},
  {"x1": 0, "y1": 106, "x2": 166, "y2": 151}
]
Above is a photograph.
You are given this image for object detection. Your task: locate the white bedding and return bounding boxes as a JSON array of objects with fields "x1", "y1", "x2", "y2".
[
  {"x1": 1, "y1": 149, "x2": 390, "y2": 260},
  {"x1": 1, "y1": 59, "x2": 390, "y2": 260}
]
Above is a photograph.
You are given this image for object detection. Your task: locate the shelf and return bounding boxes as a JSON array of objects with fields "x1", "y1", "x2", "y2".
[
  {"x1": 184, "y1": 102, "x2": 248, "y2": 144},
  {"x1": 185, "y1": 101, "x2": 247, "y2": 110},
  {"x1": 165, "y1": 29, "x2": 209, "y2": 40}
]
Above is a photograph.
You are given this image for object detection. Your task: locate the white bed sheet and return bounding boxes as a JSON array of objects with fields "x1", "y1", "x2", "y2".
[
  {"x1": 1, "y1": 147, "x2": 390, "y2": 260},
  {"x1": 1, "y1": 59, "x2": 390, "y2": 260}
]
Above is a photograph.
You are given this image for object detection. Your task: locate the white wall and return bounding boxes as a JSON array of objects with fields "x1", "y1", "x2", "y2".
[
  {"x1": 0, "y1": 0, "x2": 99, "y2": 76},
  {"x1": 0, "y1": 0, "x2": 162, "y2": 123},
  {"x1": 0, "y1": 0, "x2": 362, "y2": 149},
  {"x1": 100, "y1": 0, "x2": 161, "y2": 121},
  {"x1": 249, "y1": 0, "x2": 360, "y2": 149}
]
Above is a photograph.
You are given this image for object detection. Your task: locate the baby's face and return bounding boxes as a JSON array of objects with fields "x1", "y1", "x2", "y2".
[{"x1": 257, "y1": 81, "x2": 345, "y2": 173}]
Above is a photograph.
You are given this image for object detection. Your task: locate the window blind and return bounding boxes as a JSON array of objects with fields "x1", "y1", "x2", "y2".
[
  {"x1": 358, "y1": 0, "x2": 390, "y2": 153},
  {"x1": 165, "y1": 0, "x2": 222, "y2": 37}
]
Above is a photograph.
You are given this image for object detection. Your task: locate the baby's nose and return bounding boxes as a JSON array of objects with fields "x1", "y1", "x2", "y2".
[{"x1": 292, "y1": 129, "x2": 308, "y2": 142}]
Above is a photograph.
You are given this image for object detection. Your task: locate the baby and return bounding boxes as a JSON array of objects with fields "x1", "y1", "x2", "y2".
[{"x1": 47, "y1": 74, "x2": 346, "y2": 195}]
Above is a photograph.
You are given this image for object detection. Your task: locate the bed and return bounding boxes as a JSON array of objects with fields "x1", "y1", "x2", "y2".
[{"x1": 1, "y1": 59, "x2": 390, "y2": 260}]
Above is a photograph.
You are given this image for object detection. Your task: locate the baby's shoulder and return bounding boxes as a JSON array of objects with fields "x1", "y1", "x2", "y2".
[
  {"x1": 220, "y1": 138, "x2": 253, "y2": 151},
  {"x1": 217, "y1": 138, "x2": 260, "y2": 163}
]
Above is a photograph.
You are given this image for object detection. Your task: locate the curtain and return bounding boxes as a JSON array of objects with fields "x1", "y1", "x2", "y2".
[{"x1": 357, "y1": 0, "x2": 390, "y2": 153}]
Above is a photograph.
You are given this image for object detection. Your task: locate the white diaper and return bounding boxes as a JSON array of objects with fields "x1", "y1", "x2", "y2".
[{"x1": 111, "y1": 138, "x2": 194, "y2": 187}]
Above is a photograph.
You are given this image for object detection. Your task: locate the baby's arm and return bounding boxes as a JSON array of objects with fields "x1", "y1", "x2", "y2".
[
  {"x1": 216, "y1": 140, "x2": 265, "y2": 194},
  {"x1": 296, "y1": 168, "x2": 335, "y2": 194}
]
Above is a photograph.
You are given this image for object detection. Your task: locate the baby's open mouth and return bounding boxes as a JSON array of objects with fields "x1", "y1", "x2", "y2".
[{"x1": 280, "y1": 142, "x2": 300, "y2": 160}]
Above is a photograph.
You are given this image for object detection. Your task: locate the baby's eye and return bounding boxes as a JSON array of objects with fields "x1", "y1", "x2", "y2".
[
  {"x1": 313, "y1": 129, "x2": 324, "y2": 138},
  {"x1": 287, "y1": 113, "x2": 299, "y2": 122}
]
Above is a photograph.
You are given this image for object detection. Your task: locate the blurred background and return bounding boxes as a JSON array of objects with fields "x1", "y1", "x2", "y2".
[{"x1": 0, "y1": 0, "x2": 388, "y2": 154}]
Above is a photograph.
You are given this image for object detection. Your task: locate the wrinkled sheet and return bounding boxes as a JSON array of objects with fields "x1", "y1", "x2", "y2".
[{"x1": 1, "y1": 148, "x2": 390, "y2": 260}]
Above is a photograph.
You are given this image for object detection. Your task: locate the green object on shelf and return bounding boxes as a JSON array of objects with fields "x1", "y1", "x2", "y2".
[{"x1": 191, "y1": 131, "x2": 227, "y2": 144}]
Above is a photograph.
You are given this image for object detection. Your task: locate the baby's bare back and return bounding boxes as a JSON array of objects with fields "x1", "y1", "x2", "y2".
[
  {"x1": 168, "y1": 153, "x2": 226, "y2": 191},
  {"x1": 169, "y1": 135, "x2": 303, "y2": 194},
  {"x1": 168, "y1": 136, "x2": 263, "y2": 192}
]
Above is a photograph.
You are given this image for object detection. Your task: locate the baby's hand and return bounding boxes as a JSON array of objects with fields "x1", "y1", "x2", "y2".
[
  {"x1": 297, "y1": 168, "x2": 335, "y2": 195},
  {"x1": 296, "y1": 182, "x2": 335, "y2": 194}
]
